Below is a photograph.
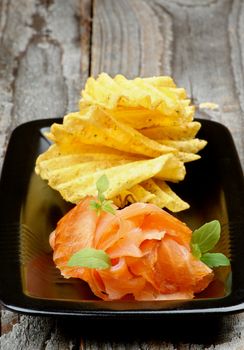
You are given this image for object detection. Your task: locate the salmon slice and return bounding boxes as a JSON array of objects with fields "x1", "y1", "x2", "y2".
[
  {"x1": 50, "y1": 197, "x2": 213, "y2": 300},
  {"x1": 52, "y1": 197, "x2": 102, "y2": 280},
  {"x1": 134, "y1": 282, "x2": 194, "y2": 301}
]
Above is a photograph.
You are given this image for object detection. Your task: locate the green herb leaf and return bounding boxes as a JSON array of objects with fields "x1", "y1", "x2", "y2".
[
  {"x1": 200, "y1": 253, "x2": 230, "y2": 268},
  {"x1": 102, "y1": 200, "x2": 116, "y2": 215},
  {"x1": 89, "y1": 200, "x2": 101, "y2": 213},
  {"x1": 191, "y1": 243, "x2": 202, "y2": 259},
  {"x1": 89, "y1": 175, "x2": 116, "y2": 216},
  {"x1": 96, "y1": 174, "x2": 109, "y2": 194},
  {"x1": 191, "y1": 220, "x2": 221, "y2": 253},
  {"x1": 67, "y1": 248, "x2": 111, "y2": 270},
  {"x1": 98, "y1": 192, "x2": 105, "y2": 203}
]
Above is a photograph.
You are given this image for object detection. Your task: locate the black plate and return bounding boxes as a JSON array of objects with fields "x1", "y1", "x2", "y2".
[{"x1": 0, "y1": 119, "x2": 244, "y2": 318}]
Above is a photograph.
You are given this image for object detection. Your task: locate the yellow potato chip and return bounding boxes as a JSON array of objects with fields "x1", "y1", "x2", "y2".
[
  {"x1": 36, "y1": 154, "x2": 86, "y2": 179},
  {"x1": 113, "y1": 75, "x2": 183, "y2": 118},
  {"x1": 53, "y1": 154, "x2": 178, "y2": 203},
  {"x1": 62, "y1": 108, "x2": 176, "y2": 157},
  {"x1": 81, "y1": 73, "x2": 193, "y2": 120},
  {"x1": 49, "y1": 121, "x2": 144, "y2": 157},
  {"x1": 182, "y1": 105, "x2": 195, "y2": 122},
  {"x1": 112, "y1": 184, "x2": 155, "y2": 207},
  {"x1": 112, "y1": 191, "x2": 135, "y2": 208},
  {"x1": 35, "y1": 73, "x2": 207, "y2": 212},
  {"x1": 155, "y1": 179, "x2": 189, "y2": 211},
  {"x1": 36, "y1": 143, "x2": 141, "y2": 181},
  {"x1": 140, "y1": 122, "x2": 201, "y2": 139},
  {"x1": 83, "y1": 74, "x2": 121, "y2": 109},
  {"x1": 176, "y1": 152, "x2": 200, "y2": 163},
  {"x1": 167, "y1": 88, "x2": 187, "y2": 99},
  {"x1": 157, "y1": 139, "x2": 207, "y2": 154},
  {"x1": 142, "y1": 179, "x2": 189, "y2": 212},
  {"x1": 129, "y1": 184, "x2": 156, "y2": 203},
  {"x1": 154, "y1": 156, "x2": 186, "y2": 182},
  {"x1": 141, "y1": 76, "x2": 176, "y2": 88},
  {"x1": 35, "y1": 144, "x2": 60, "y2": 165},
  {"x1": 108, "y1": 108, "x2": 184, "y2": 129},
  {"x1": 48, "y1": 160, "x2": 132, "y2": 187}
]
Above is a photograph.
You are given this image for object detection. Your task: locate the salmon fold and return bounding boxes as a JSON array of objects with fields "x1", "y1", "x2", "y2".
[{"x1": 50, "y1": 198, "x2": 213, "y2": 301}]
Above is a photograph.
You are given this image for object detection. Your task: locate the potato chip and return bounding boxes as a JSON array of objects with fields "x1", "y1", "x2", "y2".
[
  {"x1": 35, "y1": 73, "x2": 207, "y2": 211},
  {"x1": 36, "y1": 146, "x2": 141, "y2": 181},
  {"x1": 112, "y1": 190, "x2": 135, "y2": 208},
  {"x1": 61, "y1": 108, "x2": 176, "y2": 157},
  {"x1": 176, "y1": 152, "x2": 200, "y2": 163},
  {"x1": 80, "y1": 73, "x2": 193, "y2": 120},
  {"x1": 154, "y1": 156, "x2": 186, "y2": 182},
  {"x1": 49, "y1": 121, "x2": 144, "y2": 158},
  {"x1": 107, "y1": 108, "x2": 185, "y2": 129},
  {"x1": 48, "y1": 160, "x2": 131, "y2": 187},
  {"x1": 168, "y1": 88, "x2": 187, "y2": 99},
  {"x1": 129, "y1": 184, "x2": 156, "y2": 202},
  {"x1": 141, "y1": 76, "x2": 176, "y2": 88},
  {"x1": 155, "y1": 179, "x2": 190, "y2": 211},
  {"x1": 112, "y1": 184, "x2": 155, "y2": 207},
  {"x1": 36, "y1": 144, "x2": 60, "y2": 166},
  {"x1": 140, "y1": 122, "x2": 201, "y2": 140},
  {"x1": 157, "y1": 139, "x2": 207, "y2": 154},
  {"x1": 142, "y1": 179, "x2": 189, "y2": 212},
  {"x1": 53, "y1": 154, "x2": 179, "y2": 203}
]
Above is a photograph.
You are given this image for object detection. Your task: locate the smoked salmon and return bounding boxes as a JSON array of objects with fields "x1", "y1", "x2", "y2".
[{"x1": 50, "y1": 198, "x2": 213, "y2": 300}]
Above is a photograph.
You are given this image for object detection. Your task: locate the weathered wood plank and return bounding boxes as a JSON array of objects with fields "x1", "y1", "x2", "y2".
[
  {"x1": 0, "y1": 0, "x2": 91, "y2": 348},
  {"x1": 1, "y1": 316, "x2": 55, "y2": 350},
  {"x1": 0, "y1": 0, "x2": 90, "y2": 163},
  {"x1": 91, "y1": 0, "x2": 173, "y2": 78}
]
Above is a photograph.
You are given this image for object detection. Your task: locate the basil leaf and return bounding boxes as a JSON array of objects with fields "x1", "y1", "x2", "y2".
[
  {"x1": 96, "y1": 174, "x2": 109, "y2": 194},
  {"x1": 67, "y1": 248, "x2": 111, "y2": 269},
  {"x1": 200, "y1": 253, "x2": 230, "y2": 268},
  {"x1": 90, "y1": 200, "x2": 101, "y2": 210},
  {"x1": 191, "y1": 243, "x2": 202, "y2": 259},
  {"x1": 191, "y1": 220, "x2": 220, "y2": 253},
  {"x1": 98, "y1": 192, "x2": 105, "y2": 203},
  {"x1": 90, "y1": 175, "x2": 116, "y2": 215},
  {"x1": 102, "y1": 201, "x2": 116, "y2": 215}
]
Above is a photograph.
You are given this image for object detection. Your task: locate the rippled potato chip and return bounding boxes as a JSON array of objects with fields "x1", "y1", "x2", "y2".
[
  {"x1": 112, "y1": 184, "x2": 156, "y2": 208},
  {"x1": 142, "y1": 179, "x2": 189, "y2": 212},
  {"x1": 35, "y1": 73, "x2": 207, "y2": 212},
  {"x1": 56, "y1": 109, "x2": 176, "y2": 158},
  {"x1": 53, "y1": 154, "x2": 181, "y2": 204},
  {"x1": 140, "y1": 122, "x2": 201, "y2": 140},
  {"x1": 157, "y1": 139, "x2": 207, "y2": 154},
  {"x1": 80, "y1": 73, "x2": 193, "y2": 121}
]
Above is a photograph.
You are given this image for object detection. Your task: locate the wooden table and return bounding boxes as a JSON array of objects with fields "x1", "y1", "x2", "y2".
[{"x1": 0, "y1": 0, "x2": 244, "y2": 348}]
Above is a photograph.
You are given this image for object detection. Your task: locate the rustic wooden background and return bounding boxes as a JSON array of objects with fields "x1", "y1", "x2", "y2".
[{"x1": 0, "y1": 0, "x2": 244, "y2": 348}]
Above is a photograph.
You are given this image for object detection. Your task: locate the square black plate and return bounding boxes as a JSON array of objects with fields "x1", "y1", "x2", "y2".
[{"x1": 0, "y1": 119, "x2": 244, "y2": 319}]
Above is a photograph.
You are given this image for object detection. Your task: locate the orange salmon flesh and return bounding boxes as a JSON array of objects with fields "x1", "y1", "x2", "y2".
[{"x1": 50, "y1": 198, "x2": 213, "y2": 301}]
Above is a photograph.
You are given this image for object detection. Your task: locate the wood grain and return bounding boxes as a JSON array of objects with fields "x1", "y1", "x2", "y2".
[
  {"x1": 1, "y1": 0, "x2": 244, "y2": 349},
  {"x1": 91, "y1": 0, "x2": 173, "y2": 78},
  {"x1": 0, "y1": 0, "x2": 89, "y2": 165}
]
